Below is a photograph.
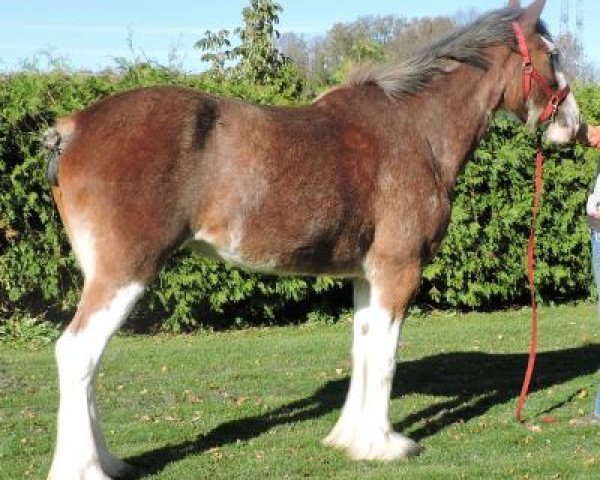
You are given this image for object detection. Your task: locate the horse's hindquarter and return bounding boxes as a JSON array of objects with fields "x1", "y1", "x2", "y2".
[{"x1": 52, "y1": 86, "x2": 212, "y2": 280}]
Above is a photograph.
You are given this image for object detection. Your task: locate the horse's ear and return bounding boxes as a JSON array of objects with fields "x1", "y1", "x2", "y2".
[
  {"x1": 520, "y1": 0, "x2": 546, "y2": 30},
  {"x1": 507, "y1": 0, "x2": 521, "y2": 7}
]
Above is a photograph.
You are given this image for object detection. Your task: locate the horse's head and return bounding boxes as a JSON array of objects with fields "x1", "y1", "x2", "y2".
[{"x1": 502, "y1": 0, "x2": 581, "y2": 145}]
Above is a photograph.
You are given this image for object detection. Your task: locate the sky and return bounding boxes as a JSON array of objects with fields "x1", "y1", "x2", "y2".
[{"x1": 0, "y1": 0, "x2": 598, "y2": 73}]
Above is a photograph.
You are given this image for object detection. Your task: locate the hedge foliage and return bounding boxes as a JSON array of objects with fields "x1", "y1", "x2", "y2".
[{"x1": 1, "y1": 65, "x2": 599, "y2": 331}]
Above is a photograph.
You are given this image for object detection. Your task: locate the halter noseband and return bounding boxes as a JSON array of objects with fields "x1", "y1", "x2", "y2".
[{"x1": 512, "y1": 22, "x2": 570, "y2": 125}]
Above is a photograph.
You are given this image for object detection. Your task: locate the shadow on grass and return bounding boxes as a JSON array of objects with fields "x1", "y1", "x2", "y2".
[{"x1": 126, "y1": 344, "x2": 600, "y2": 478}]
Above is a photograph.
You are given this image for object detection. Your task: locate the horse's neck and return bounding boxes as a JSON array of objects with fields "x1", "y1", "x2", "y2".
[{"x1": 419, "y1": 50, "x2": 513, "y2": 192}]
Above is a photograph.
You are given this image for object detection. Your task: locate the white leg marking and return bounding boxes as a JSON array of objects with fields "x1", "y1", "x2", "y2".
[
  {"x1": 324, "y1": 279, "x2": 420, "y2": 461},
  {"x1": 323, "y1": 280, "x2": 370, "y2": 448},
  {"x1": 48, "y1": 283, "x2": 144, "y2": 480}
]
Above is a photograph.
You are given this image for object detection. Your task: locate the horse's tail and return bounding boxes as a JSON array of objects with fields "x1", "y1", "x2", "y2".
[{"x1": 42, "y1": 118, "x2": 76, "y2": 187}]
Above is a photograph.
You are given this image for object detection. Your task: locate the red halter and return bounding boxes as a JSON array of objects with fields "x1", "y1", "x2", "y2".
[
  {"x1": 512, "y1": 21, "x2": 570, "y2": 424},
  {"x1": 512, "y1": 22, "x2": 571, "y2": 124}
]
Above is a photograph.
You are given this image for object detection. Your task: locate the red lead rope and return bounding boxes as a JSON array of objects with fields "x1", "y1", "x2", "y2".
[
  {"x1": 511, "y1": 21, "x2": 571, "y2": 423},
  {"x1": 516, "y1": 141, "x2": 544, "y2": 423}
]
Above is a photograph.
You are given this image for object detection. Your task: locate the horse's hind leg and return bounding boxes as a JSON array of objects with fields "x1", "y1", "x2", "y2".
[
  {"x1": 45, "y1": 204, "x2": 161, "y2": 478},
  {"x1": 48, "y1": 275, "x2": 145, "y2": 480}
]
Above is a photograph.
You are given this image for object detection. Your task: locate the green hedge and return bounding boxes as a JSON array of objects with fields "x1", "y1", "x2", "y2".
[{"x1": 1, "y1": 65, "x2": 599, "y2": 331}]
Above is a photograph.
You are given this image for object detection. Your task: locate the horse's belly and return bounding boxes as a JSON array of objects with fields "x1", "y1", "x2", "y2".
[{"x1": 186, "y1": 229, "x2": 363, "y2": 277}]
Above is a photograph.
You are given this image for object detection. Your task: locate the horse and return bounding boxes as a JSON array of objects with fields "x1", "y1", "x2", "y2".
[{"x1": 43, "y1": 1, "x2": 581, "y2": 478}]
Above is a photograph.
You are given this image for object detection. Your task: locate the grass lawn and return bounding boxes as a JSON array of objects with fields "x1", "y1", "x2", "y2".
[{"x1": 1, "y1": 304, "x2": 600, "y2": 479}]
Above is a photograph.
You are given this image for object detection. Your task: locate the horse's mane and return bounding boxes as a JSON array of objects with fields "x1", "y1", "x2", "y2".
[{"x1": 345, "y1": 7, "x2": 551, "y2": 98}]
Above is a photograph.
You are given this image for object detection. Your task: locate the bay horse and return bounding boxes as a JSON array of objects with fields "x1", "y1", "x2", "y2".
[{"x1": 44, "y1": 1, "x2": 582, "y2": 478}]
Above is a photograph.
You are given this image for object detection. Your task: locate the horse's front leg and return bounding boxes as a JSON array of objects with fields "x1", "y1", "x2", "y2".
[{"x1": 324, "y1": 260, "x2": 422, "y2": 461}]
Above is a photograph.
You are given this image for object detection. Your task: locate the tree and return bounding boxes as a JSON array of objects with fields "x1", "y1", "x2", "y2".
[
  {"x1": 235, "y1": 0, "x2": 288, "y2": 84},
  {"x1": 278, "y1": 32, "x2": 310, "y2": 75},
  {"x1": 278, "y1": 15, "x2": 457, "y2": 85},
  {"x1": 195, "y1": 0, "x2": 294, "y2": 87},
  {"x1": 555, "y1": 32, "x2": 598, "y2": 85},
  {"x1": 383, "y1": 16, "x2": 458, "y2": 64},
  {"x1": 194, "y1": 29, "x2": 234, "y2": 77},
  {"x1": 332, "y1": 37, "x2": 385, "y2": 85}
]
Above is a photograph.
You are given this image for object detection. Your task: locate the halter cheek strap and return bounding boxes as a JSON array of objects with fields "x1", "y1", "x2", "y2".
[{"x1": 511, "y1": 22, "x2": 571, "y2": 124}]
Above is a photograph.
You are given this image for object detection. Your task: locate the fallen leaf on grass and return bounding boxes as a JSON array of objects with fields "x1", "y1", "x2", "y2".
[
  {"x1": 541, "y1": 415, "x2": 558, "y2": 424},
  {"x1": 187, "y1": 393, "x2": 203, "y2": 403},
  {"x1": 526, "y1": 424, "x2": 543, "y2": 433},
  {"x1": 207, "y1": 447, "x2": 224, "y2": 460}
]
